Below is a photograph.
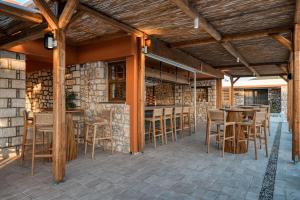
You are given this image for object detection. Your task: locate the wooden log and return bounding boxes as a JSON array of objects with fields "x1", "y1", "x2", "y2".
[
  {"x1": 170, "y1": 26, "x2": 292, "y2": 48},
  {"x1": 78, "y1": 3, "x2": 143, "y2": 37},
  {"x1": 137, "y1": 36, "x2": 145, "y2": 152},
  {"x1": 216, "y1": 78, "x2": 223, "y2": 109},
  {"x1": 0, "y1": 1, "x2": 43, "y2": 23},
  {"x1": 58, "y1": 0, "x2": 79, "y2": 29},
  {"x1": 33, "y1": 0, "x2": 58, "y2": 29},
  {"x1": 230, "y1": 77, "x2": 234, "y2": 106},
  {"x1": 270, "y1": 34, "x2": 293, "y2": 52},
  {"x1": 0, "y1": 23, "x2": 49, "y2": 49},
  {"x1": 170, "y1": 0, "x2": 222, "y2": 41},
  {"x1": 148, "y1": 37, "x2": 224, "y2": 78},
  {"x1": 52, "y1": 28, "x2": 66, "y2": 182},
  {"x1": 221, "y1": 42, "x2": 259, "y2": 76}
]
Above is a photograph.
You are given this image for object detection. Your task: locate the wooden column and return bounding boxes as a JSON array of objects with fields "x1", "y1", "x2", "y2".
[
  {"x1": 230, "y1": 77, "x2": 234, "y2": 106},
  {"x1": 216, "y1": 78, "x2": 223, "y2": 109},
  {"x1": 52, "y1": 28, "x2": 66, "y2": 182},
  {"x1": 126, "y1": 55, "x2": 138, "y2": 153},
  {"x1": 137, "y1": 36, "x2": 145, "y2": 152},
  {"x1": 125, "y1": 35, "x2": 145, "y2": 153},
  {"x1": 293, "y1": 22, "x2": 300, "y2": 161}
]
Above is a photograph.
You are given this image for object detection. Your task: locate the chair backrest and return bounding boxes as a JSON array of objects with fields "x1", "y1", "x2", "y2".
[
  {"x1": 164, "y1": 107, "x2": 173, "y2": 116},
  {"x1": 34, "y1": 112, "x2": 53, "y2": 126},
  {"x1": 174, "y1": 107, "x2": 182, "y2": 114},
  {"x1": 153, "y1": 108, "x2": 163, "y2": 117},
  {"x1": 208, "y1": 110, "x2": 224, "y2": 122},
  {"x1": 255, "y1": 111, "x2": 266, "y2": 123}
]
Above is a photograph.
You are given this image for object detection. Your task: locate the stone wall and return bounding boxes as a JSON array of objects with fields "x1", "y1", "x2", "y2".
[
  {"x1": 26, "y1": 61, "x2": 130, "y2": 153},
  {"x1": 234, "y1": 89, "x2": 245, "y2": 106},
  {"x1": 0, "y1": 51, "x2": 26, "y2": 152},
  {"x1": 146, "y1": 83, "x2": 175, "y2": 106},
  {"x1": 26, "y1": 70, "x2": 53, "y2": 112},
  {"x1": 281, "y1": 86, "x2": 287, "y2": 117},
  {"x1": 175, "y1": 80, "x2": 216, "y2": 122},
  {"x1": 230, "y1": 87, "x2": 285, "y2": 113},
  {"x1": 268, "y1": 88, "x2": 281, "y2": 113}
]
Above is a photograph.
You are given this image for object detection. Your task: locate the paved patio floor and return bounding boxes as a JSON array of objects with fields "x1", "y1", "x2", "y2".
[{"x1": 0, "y1": 115, "x2": 299, "y2": 200}]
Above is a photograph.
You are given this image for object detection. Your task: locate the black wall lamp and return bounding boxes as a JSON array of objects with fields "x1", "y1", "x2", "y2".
[{"x1": 44, "y1": 33, "x2": 57, "y2": 50}]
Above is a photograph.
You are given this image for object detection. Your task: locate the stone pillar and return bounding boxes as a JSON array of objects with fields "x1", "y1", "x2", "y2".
[{"x1": 0, "y1": 51, "x2": 26, "y2": 157}]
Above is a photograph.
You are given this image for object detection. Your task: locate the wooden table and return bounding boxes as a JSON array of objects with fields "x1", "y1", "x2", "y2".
[
  {"x1": 220, "y1": 108, "x2": 256, "y2": 154},
  {"x1": 66, "y1": 109, "x2": 84, "y2": 161}
]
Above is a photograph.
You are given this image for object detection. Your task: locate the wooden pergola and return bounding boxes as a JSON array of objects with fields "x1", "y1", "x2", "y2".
[{"x1": 0, "y1": 0, "x2": 298, "y2": 182}]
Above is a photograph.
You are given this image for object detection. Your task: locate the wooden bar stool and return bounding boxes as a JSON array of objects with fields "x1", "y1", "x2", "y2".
[
  {"x1": 21, "y1": 110, "x2": 33, "y2": 164},
  {"x1": 206, "y1": 109, "x2": 236, "y2": 157},
  {"x1": 31, "y1": 112, "x2": 53, "y2": 175},
  {"x1": 173, "y1": 107, "x2": 183, "y2": 140},
  {"x1": 182, "y1": 106, "x2": 192, "y2": 136},
  {"x1": 163, "y1": 107, "x2": 174, "y2": 144},
  {"x1": 84, "y1": 109, "x2": 113, "y2": 159},
  {"x1": 255, "y1": 111, "x2": 268, "y2": 158},
  {"x1": 145, "y1": 108, "x2": 164, "y2": 148}
]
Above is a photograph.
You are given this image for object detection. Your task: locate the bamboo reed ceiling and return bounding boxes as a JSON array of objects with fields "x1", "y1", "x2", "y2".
[{"x1": 0, "y1": 0, "x2": 295, "y2": 77}]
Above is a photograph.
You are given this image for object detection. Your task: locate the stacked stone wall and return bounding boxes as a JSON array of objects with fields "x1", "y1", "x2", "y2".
[
  {"x1": 26, "y1": 70, "x2": 53, "y2": 112},
  {"x1": 281, "y1": 86, "x2": 287, "y2": 117},
  {"x1": 268, "y1": 88, "x2": 281, "y2": 113},
  {"x1": 26, "y1": 61, "x2": 130, "y2": 153},
  {"x1": 0, "y1": 51, "x2": 26, "y2": 152}
]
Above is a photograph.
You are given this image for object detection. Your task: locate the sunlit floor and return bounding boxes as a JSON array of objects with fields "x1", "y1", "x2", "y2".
[{"x1": 0, "y1": 115, "x2": 299, "y2": 200}]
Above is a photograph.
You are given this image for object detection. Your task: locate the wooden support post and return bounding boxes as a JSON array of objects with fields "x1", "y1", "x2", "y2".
[
  {"x1": 137, "y1": 36, "x2": 145, "y2": 152},
  {"x1": 216, "y1": 78, "x2": 223, "y2": 109},
  {"x1": 52, "y1": 28, "x2": 66, "y2": 182},
  {"x1": 293, "y1": 22, "x2": 300, "y2": 161},
  {"x1": 230, "y1": 77, "x2": 234, "y2": 106}
]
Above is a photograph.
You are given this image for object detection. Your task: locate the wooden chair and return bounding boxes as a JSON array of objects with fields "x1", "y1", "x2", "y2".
[
  {"x1": 145, "y1": 108, "x2": 164, "y2": 148},
  {"x1": 182, "y1": 106, "x2": 192, "y2": 136},
  {"x1": 206, "y1": 109, "x2": 236, "y2": 157},
  {"x1": 173, "y1": 107, "x2": 183, "y2": 140},
  {"x1": 163, "y1": 107, "x2": 174, "y2": 144},
  {"x1": 32, "y1": 112, "x2": 53, "y2": 175},
  {"x1": 21, "y1": 110, "x2": 33, "y2": 164},
  {"x1": 255, "y1": 111, "x2": 268, "y2": 158},
  {"x1": 84, "y1": 109, "x2": 113, "y2": 159},
  {"x1": 260, "y1": 105, "x2": 271, "y2": 135}
]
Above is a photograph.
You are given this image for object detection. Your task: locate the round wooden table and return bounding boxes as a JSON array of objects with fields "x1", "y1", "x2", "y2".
[{"x1": 220, "y1": 108, "x2": 257, "y2": 154}]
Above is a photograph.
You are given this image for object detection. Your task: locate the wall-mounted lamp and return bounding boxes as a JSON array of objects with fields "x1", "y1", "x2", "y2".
[
  {"x1": 288, "y1": 73, "x2": 292, "y2": 80},
  {"x1": 44, "y1": 33, "x2": 57, "y2": 50},
  {"x1": 194, "y1": 17, "x2": 199, "y2": 29},
  {"x1": 145, "y1": 39, "x2": 151, "y2": 47},
  {"x1": 237, "y1": 57, "x2": 240, "y2": 63}
]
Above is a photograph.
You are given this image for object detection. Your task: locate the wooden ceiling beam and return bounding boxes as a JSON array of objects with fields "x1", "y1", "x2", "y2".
[
  {"x1": 221, "y1": 42, "x2": 259, "y2": 75},
  {"x1": 148, "y1": 37, "x2": 224, "y2": 78},
  {"x1": 78, "y1": 3, "x2": 143, "y2": 37},
  {"x1": 0, "y1": 23, "x2": 49, "y2": 49},
  {"x1": 0, "y1": 1, "x2": 43, "y2": 24},
  {"x1": 170, "y1": 0, "x2": 222, "y2": 41},
  {"x1": 269, "y1": 34, "x2": 293, "y2": 52},
  {"x1": 66, "y1": 10, "x2": 84, "y2": 30},
  {"x1": 233, "y1": 73, "x2": 287, "y2": 77},
  {"x1": 170, "y1": 0, "x2": 259, "y2": 76},
  {"x1": 214, "y1": 61, "x2": 289, "y2": 69},
  {"x1": 33, "y1": 0, "x2": 58, "y2": 29},
  {"x1": 171, "y1": 26, "x2": 292, "y2": 48},
  {"x1": 58, "y1": 0, "x2": 79, "y2": 29}
]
